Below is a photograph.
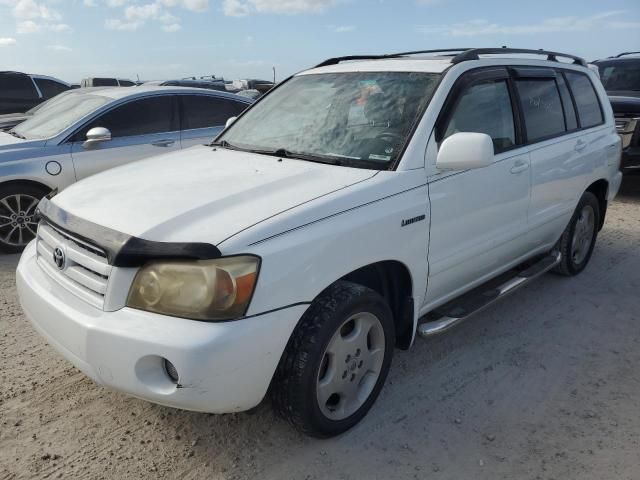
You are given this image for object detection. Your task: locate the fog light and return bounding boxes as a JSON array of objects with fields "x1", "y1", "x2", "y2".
[{"x1": 163, "y1": 359, "x2": 179, "y2": 383}]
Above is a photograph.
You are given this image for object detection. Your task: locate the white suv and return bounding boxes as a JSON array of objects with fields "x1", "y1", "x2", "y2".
[{"x1": 17, "y1": 48, "x2": 622, "y2": 437}]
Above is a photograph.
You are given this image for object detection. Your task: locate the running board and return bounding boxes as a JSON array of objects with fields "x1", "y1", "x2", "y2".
[{"x1": 417, "y1": 252, "x2": 561, "y2": 338}]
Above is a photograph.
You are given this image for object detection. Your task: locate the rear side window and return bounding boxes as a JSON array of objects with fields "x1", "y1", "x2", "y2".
[
  {"x1": 515, "y1": 78, "x2": 565, "y2": 142},
  {"x1": 181, "y1": 95, "x2": 249, "y2": 130},
  {"x1": 34, "y1": 78, "x2": 69, "y2": 99},
  {"x1": 118, "y1": 80, "x2": 135, "y2": 87},
  {"x1": 443, "y1": 80, "x2": 516, "y2": 153},
  {"x1": 0, "y1": 73, "x2": 38, "y2": 100},
  {"x1": 565, "y1": 72, "x2": 603, "y2": 129},
  {"x1": 80, "y1": 96, "x2": 176, "y2": 139}
]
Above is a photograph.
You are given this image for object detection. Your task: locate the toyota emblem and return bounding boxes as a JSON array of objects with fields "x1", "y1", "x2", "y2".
[{"x1": 53, "y1": 247, "x2": 66, "y2": 270}]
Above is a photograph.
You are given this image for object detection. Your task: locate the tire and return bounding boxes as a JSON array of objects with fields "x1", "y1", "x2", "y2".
[
  {"x1": 271, "y1": 281, "x2": 395, "y2": 438},
  {"x1": 0, "y1": 183, "x2": 48, "y2": 254},
  {"x1": 553, "y1": 191, "x2": 600, "y2": 276}
]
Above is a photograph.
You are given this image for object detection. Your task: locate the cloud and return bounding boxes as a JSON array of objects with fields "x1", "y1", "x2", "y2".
[
  {"x1": 46, "y1": 44, "x2": 72, "y2": 52},
  {"x1": 162, "y1": 22, "x2": 182, "y2": 32},
  {"x1": 0, "y1": 0, "x2": 70, "y2": 34},
  {"x1": 416, "y1": 10, "x2": 638, "y2": 37},
  {"x1": 0, "y1": 37, "x2": 17, "y2": 46},
  {"x1": 329, "y1": 24, "x2": 355, "y2": 33},
  {"x1": 223, "y1": 0, "x2": 338, "y2": 16},
  {"x1": 105, "y1": 18, "x2": 141, "y2": 30}
]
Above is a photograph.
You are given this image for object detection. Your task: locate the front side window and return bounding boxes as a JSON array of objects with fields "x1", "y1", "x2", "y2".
[
  {"x1": 181, "y1": 95, "x2": 248, "y2": 130},
  {"x1": 515, "y1": 78, "x2": 566, "y2": 142},
  {"x1": 565, "y1": 72, "x2": 603, "y2": 129},
  {"x1": 78, "y1": 96, "x2": 175, "y2": 139},
  {"x1": 0, "y1": 74, "x2": 38, "y2": 100},
  {"x1": 218, "y1": 72, "x2": 440, "y2": 169},
  {"x1": 443, "y1": 80, "x2": 516, "y2": 153},
  {"x1": 34, "y1": 78, "x2": 69, "y2": 99},
  {"x1": 12, "y1": 92, "x2": 111, "y2": 139}
]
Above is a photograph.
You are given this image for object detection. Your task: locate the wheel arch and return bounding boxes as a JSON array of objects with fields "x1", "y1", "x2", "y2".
[
  {"x1": 585, "y1": 179, "x2": 608, "y2": 231},
  {"x1": 0, "y1": 178, "x2": 54, "y2": 195},
  {"x1": 339, "y1": 260, "x2": 415, "y2": 350}
]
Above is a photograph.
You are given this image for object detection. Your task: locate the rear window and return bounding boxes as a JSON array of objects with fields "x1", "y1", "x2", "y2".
[
  {"x1": 515, "y1": 78, "x2": 566, "y2": 142},
  {"x1": 92, "y1": 78, "x2": 119, "y2": 87},
  {"x1": 564, "y1": 72, "x2": 603, "y2": 129},
  {"x1": 181, "y1": 95, "x2": 248, "y2": 130},
  {"x1": 0, "y1": 73, "x2": 38, "y2": 100}
]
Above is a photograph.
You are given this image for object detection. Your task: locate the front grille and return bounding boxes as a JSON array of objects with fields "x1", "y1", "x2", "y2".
[{"x1": 36, "y1": 221, "x2": 112, "y2": 309}]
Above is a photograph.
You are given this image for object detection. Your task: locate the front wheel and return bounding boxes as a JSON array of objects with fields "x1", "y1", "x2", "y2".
[
  {"x1": 0, "y1": 184, "x2": 47, "y2": 254},
  {"x1": 271, "y1": 281, "x2": 395, "y2": 438},
  {"x1": 553, "y1": 191, "x2": 600, "y2": 276}
]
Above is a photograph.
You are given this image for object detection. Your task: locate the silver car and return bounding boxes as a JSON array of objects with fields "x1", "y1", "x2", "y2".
[{"x1": 0, "y1": 86, "x2": 252, "y2": 252}]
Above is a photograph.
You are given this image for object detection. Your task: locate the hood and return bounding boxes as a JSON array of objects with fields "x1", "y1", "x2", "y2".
[
  {"x1": 52, "y1": 145, "x2": 377, "y2": 245},
  {"x1": 609, "y1": 95, "x2": 640, "y2": 116}
]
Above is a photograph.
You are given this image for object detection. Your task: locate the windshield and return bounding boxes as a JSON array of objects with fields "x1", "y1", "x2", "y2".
[
  {"x1": 597, "y1": 61, "x2": 640, "y2": 92},
  {"x1": 12, "y1": 92, "x2": 111, "y2": 139},
  {"x1": 218, "y1": 72, "x2": 441, "y2": 169}
]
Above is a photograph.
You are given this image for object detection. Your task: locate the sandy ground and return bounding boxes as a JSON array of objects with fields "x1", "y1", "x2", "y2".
[{"x1": 1, "y1": 177, "x2": 639, "y2": 480}]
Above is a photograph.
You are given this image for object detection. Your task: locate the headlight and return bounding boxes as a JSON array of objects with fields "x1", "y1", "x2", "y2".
[{"x1": 126, "y1": 256, "x2": 260, "y2": 321}]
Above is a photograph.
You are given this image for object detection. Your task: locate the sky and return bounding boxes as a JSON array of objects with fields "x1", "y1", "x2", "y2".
[{"x1": 0, "y1": 0, "x2": 639, "y2": 83}]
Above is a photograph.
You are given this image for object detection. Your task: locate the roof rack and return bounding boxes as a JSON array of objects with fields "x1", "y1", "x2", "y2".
[
  {"x1": 314, "y1": 49, "x2": 473, "y2": 68},
  {"x1": 451, "y1": 48, "x2": 586, "y2": 66},
  {"x1": 314, "y1": 47, "x2": 587, "y2": 69},
  {"x1": 614, "y1": 51, "x2": 640, "y2": 58}
]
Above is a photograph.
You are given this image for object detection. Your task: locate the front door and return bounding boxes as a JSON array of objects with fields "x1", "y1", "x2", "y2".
[
  {"x1": 70, "y1": 95, "x2": 180, "y2": 181},
  {"x1": 424, "y1": 68, "x2": 532, "y2": 307}
]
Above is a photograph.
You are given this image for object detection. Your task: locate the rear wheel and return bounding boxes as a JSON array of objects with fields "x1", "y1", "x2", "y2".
[
  {"x1": 0, "y1": 184, "x2": 47, "y2": 254},
  {"x1": 553, "y1": 192, "x2": 600, "y2": 276},
  {"x1": 271, "y1": 281, "x2": 395, "y2": 438}
]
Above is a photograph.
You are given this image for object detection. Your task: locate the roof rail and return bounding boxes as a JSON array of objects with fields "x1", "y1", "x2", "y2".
[
  {"x1": 452, "y1": 48, "x2": 587, "y2": 66},
  {"x1": 314, "y1": 49, "x2": 474, "y2": 68},
  {"x1": 614, "y1": 51, "x2": 640, "y2": 58}
]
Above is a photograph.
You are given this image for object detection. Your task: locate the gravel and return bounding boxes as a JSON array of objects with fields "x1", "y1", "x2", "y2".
[{"x1": 1, "y1": 176, "x2": 639, "y2": 480}]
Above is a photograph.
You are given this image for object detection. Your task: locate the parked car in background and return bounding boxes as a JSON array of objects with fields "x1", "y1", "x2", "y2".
[
  {"x1": 236, "y1": 89, "x2": 262, "y2": 100},
  {"x1": 593, "y1": 52, "x2": 640, "y2": 173},
  {"x1": 231, "y1": 78, "x2": 274, "y2": 94},
  {"x1": 0, "y1": 88, "x2": 94, "y2": 131},
  {"x1": 80, "y1": 78, "x2": 136, "y2": 88},
  {"x1": 0, "y1": 71, "x2": 70, "y2": 115},
  {"x1": 0, "y1": 86, "x2": 252, "y2": 252},
  {"x1": 144, "y1": 79, "x2": 227, "y2": 92},
  {"x1": 15, "y1": 48, "x2": 621, "y2": 437}
]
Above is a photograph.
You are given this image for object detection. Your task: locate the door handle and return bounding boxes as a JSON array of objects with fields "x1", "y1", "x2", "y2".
[
  {"x1": 574, "y1": 139, "x2": 587, "y2": 152},
  {"x1": 151, "y1": 139, "x2": 175, "y2": 147},
  {"x1": 510, "y1": 160, "x2": 529, "y2": 174}
]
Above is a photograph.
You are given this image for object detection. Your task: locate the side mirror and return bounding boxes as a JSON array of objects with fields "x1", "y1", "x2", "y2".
[
  {"x1": 83, "y1": 127, "x2": 111, "y2": 149},
  {"x1": 225, "y1": 116, "x2": 237, "y2": 129},
  {"x1": 436, "y1": 132, "x2": 494, "y2": 171}
]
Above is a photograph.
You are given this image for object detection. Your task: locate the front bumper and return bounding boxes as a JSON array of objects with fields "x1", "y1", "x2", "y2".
[{"x1": 16, "y1": 241, "x2": 306, "y2": 413}]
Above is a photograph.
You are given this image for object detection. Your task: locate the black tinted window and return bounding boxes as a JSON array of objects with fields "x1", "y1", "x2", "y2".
[
  {"x1": 443, "y1": 80, "x2": 515, "y2": 153},
  {"x1": 118, "y1": 80, "x2": 135, "y2": 87},
  {"x1": 0, "y1": 73, "x2": 38, "y2": 100},
  {"x1": 92, "y1": 78, "x2": 119, "y2": 87},
  {"x1": 556, "y1": 74, "x2": 578, "y2": 131},
  {"x1": 516, "y1": 78, "x2": 565, "y2": 142},
  {"x1": 597, "y1": 61, "x2": 640, "y2": 92},
  {"x1": 83, "y1": 96, "x2": 175, "y2": 139},
  {"x1": 181, "y1": 95, "x2": 248, "y2": 130},
  {"x1": 565, "y1": 72, "x2": 603, "y2": 128},
  {"x1": 34, "y1": 78, "x2": 69, "y2": 99}
]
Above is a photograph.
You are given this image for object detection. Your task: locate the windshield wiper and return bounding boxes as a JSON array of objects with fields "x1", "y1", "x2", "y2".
[
  {"x1": 211, "y1": 139, "x2": 243, "y2": 150},
  {"x1": 7, "y1": 130, "x2": 26, "y2": 139},
  {"x1": 243, "y1": 147, "x2": 345, "y2": 166}
]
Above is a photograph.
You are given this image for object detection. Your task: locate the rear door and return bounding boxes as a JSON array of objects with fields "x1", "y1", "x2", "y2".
[
  {"x1": 0, "y1": 73, "x2": 41, "y2": 114},
  {"x1": 179, "y1": 94, "x2": 250, "y2": 148},
  {"x1": 514, "y1": 68, "x2": 598, "y2": 247},
  {"x1": 70, "y1": 95, "x2": 180, "y2": 180},
  {"x1": 425, "y1": 68, "x2": 533, "y2": 305}
]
